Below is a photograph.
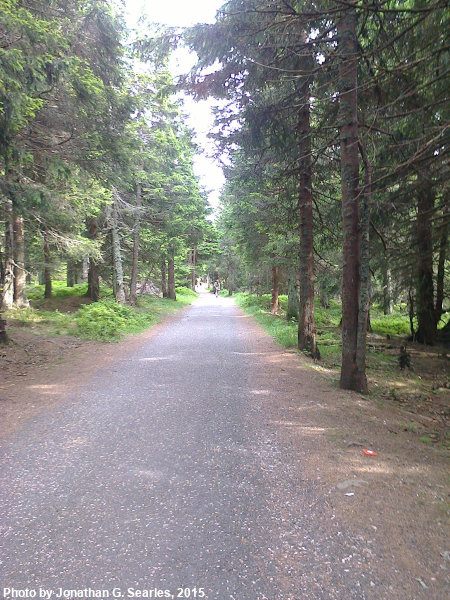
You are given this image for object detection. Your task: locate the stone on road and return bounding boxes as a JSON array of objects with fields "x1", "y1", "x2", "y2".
[{"x1": 1, "y1": 293, "x2": 373, "y2": 599}]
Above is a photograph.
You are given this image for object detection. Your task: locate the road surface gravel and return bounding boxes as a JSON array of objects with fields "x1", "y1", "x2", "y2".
[{"x1": 1, "y1": 292, "x2": 443, "y2": 600}]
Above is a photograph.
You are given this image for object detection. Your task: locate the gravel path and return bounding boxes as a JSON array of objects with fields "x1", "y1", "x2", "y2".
[{"x1": 1, "y1": 293, "x2": 396, "y2": 599}]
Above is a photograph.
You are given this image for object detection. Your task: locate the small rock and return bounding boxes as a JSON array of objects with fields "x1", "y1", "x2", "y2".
[
  {"x1": 337, "y1": 479, "x2": 369, "y2": 490},
  {"x1": 416, "y1": 578, "x2": 428, "y2": 590}
]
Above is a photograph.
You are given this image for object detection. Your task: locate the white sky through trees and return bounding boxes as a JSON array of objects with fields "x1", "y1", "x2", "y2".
[{"x1": 125, "y1": 0, "x2": 226, "y2": 211}]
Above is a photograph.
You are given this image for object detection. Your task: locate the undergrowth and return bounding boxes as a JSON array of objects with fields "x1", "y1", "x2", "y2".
[{"x1": 8, "y1": 282, "x2": 198, "y2": 342}]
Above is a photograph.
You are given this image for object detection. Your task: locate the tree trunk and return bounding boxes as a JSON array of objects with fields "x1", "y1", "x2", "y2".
[
  {"x1": 271, "y1": 265, "x2": 279, "y2": 315},
  {"x1": 190, "y1": 247, "x2": 197, "y2": 291},
  {"x1": 0, "y1": 218, "x2": 10, "y2": 342},
  {"x1": 161, "y1": 259, "x2": 168, "y2": 298},
  {"x1": 416, "y1": 186, "x2": 436, "y2": 344},
  {"x1": 296, "y1": 29, "x2": 319, "y2": 358},
  {"x1": 287, "y1": 273, "x2": 299, "y2": 320},
  {"x1": 3, "y1": 199, "x2": 14, "y2": 309},
  {"x1": 408, "y1": 282, "x2": 416, "y2": 339},
  {"x1": 67, "y1": 260, "x2": 74, "y2": 287},
  {"x1": 383, "y1": 260, "x2": 394, "y2": 315},
  {"x1": 129, "y1": 181, "x2": 142, "y2": 306},
  {"x1": 435, "y1": 204, "x2": 448, "y2": 323},
  {"x1": 12, "y1": 213, "x2": 28, "y2": 308},
  {"x1": 107, "y1": 197, "x2": 125, "y2": 305},
  {"x1": 43, "y1": 228, "x2": 52, "y2": 299},
  {"x1": 354, "y1": 149, "x2": 371, "y2": 394},
  {"x1": 338, "y1": 7, "x2": 365, "y2": 391},
  {"x1": 168, "y1": 244, "x2": 176, "y2": 301},
  {"x1": 85, "y1": 218, "x2": 100, "y2": 302}
]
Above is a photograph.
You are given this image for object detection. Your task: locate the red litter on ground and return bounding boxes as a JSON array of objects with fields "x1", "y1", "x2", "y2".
[{"x1": 362, "y1": 449, "x2": 378, "y2": 456}]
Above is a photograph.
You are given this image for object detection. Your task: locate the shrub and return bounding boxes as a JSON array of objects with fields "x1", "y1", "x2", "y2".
[
  {"x1": 371, "y1": 315, "x2": 413, "y2": 336},
  {"x1": 74, "y1": 300, "x2": 155, "y2": 341}
]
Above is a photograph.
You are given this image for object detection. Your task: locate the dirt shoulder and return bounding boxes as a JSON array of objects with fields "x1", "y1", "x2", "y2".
[{"x1": 241, "y1": 312, "x2": 449, "y2": 599}]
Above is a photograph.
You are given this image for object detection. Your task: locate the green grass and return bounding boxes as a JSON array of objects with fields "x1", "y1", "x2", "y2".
[
  {"x1": 8, "y1": 282, "x2": 198, "y2": 342},
  {"x1": 8, "y1": 306, "x2": 73, "y2": 335},
  {"x1": 234, "y1": 293, "x2": 298, "y2": 348},
  {"x1": 234, "y1": 293, "x2": 346, "y2": 360},
  {"x1": 371, "y1": 313, "x2": 413, "y2": 336},
  {"x1": 27, "y1": 281, "x2": 90, "y2": 301},
  {"x1": 419, "y1": 436, "x2": 433, "y2": 444}
]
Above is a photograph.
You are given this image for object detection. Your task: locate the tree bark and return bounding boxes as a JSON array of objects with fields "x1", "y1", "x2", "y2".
[
  {"x1": 85, "y1": 218, "x2": 100, "y2": 302},
  {"x1": 190, "y1": 247, "x2": 197, "y2": 291},
  {"x1": 354, "y1": 148, "x2": 371, "y2": 394},
  {"x1": 435, "y1": 204, "x2": 448, "y2": 323},
  {"x1": 271, "y1": 265, "x2": 279, "y2": 315},
  {"x1": 287, "y1": 273, "x2": 299, "y2": 320},
  {"x1": 161, "y1": 259, "x2": 168, "y2": 298},
  {"x1": 67, "y1": 259, "x2": 75, "y2": 287},
  {"x1": 408, "y1": 282, "x2": 416, "y2": 339},
  {"x1": 416, "y1": 186, "x2": 436, "y2": 344},
  {"x1": 168, "y1": 243, "x2": 176, "y2": 301},
  {"x1": 383, "y1": 261, "x2": 394, "y2": 315},
  {"x1": 0, "y1": 217, "x2": 10, "y2": 342},
  {"x1": 107, "y1": 197, "x2": 125, "y2": 305},
  {"x1": 13, "y1": 213, "x2": 29, "y2": 308},
  {"x1": 296, "y1": 29, "x2": 319, "y2": 358},
  {"x1": 338, "y1": 7, "x2": 365, "y2": 391},
  {"x1": 42, "y1": 228, "x2": 52, "y2": 299},
  {"x1": 129, "y1": 180, "x2": 142, "y2": 306},
  {"x1": 3, "y1": 199, "x2": 14, "y2": 309}
]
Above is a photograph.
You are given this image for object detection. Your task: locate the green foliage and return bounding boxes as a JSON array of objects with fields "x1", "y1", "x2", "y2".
[
  {"x1": 74, "y1": 300, "x2": 156, "y2": 341},
  {"x1": 8, "y1": 306, "x2": 72, "y2": 334},
  {"x1": 175, "y1": 286, "x2": 198, "y2": 302},
  {"x1": 419, "y1": 436, "x2": 433, "y2": 445},
  {"x1": 371, "y1": 314, "x2": 413, "y2": 337},
  {"x1": 14, "y1": 282, "x2": 198, "y2": 342},
  {"x1": 27, "y1": 281, "x2": 89, "y2": 301},
  {"x1": 234, "y1": 293, "x2": 297, "y2": 348}
]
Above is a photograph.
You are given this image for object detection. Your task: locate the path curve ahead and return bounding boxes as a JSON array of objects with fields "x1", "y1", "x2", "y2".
[{"x1": 2, "y1": 292, "x2": 374, "y2": 600}]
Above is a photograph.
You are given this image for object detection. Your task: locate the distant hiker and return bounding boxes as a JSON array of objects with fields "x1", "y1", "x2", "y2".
[{"x1": 213, "y1": 280, "x2": 220, "y2": 297}]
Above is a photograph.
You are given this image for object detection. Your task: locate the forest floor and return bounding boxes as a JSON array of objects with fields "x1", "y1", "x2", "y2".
[{"x1": 0, "y1": 298, "x2": 449, "y2": 598}]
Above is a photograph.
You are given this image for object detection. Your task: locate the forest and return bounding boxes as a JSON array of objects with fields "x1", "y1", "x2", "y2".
[{"x1": 0, "y1": 0, "x2": 449, "y2": 395}]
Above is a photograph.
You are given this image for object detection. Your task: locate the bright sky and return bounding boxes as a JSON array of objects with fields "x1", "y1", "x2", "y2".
[{"x1": 125, "y1": 0, "x2": 226, "y2": 211}]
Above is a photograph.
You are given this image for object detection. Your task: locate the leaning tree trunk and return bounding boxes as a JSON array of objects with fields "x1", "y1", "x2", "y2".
[
  {"x1": 86, "y1": 217, "x2": 100, "y2": 302},
  {"x1": 167, "y1": 243, "x2": 176, "y2": 301},
  {"x1": 13, "y1": 212, "x2": 29, "y2": 308},
  {"x1": 271, "y1": 265, "x2": 279, "y2": 315},
  {"x1": 43, "y1": 227, "x2": 52, "y2": 299},
  {"x1": 107, "y1": 196, "x2": 126, "y2": 305},
  {"x1": 297, "y1": 34, "x2": 319, "y2": 358},
  {"x1": 129, "y1": 180, "x2": 142, "y2": 306},
  {"x1": 337, "y1": 7, "x2": 365, "y2": 392},
  {"x1": 416, "y1": 186, "x2": 436, "y2": 344}
]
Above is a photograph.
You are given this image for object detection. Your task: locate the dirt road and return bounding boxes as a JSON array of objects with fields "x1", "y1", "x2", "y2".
[{"x1": 1, "y1": 292, "x2": 448, "y2": 599}]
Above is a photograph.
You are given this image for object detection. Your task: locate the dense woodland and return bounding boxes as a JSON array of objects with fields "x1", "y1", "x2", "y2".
[{"x1": 0, "y1": 1, "x2": 449, "y2": 394}]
